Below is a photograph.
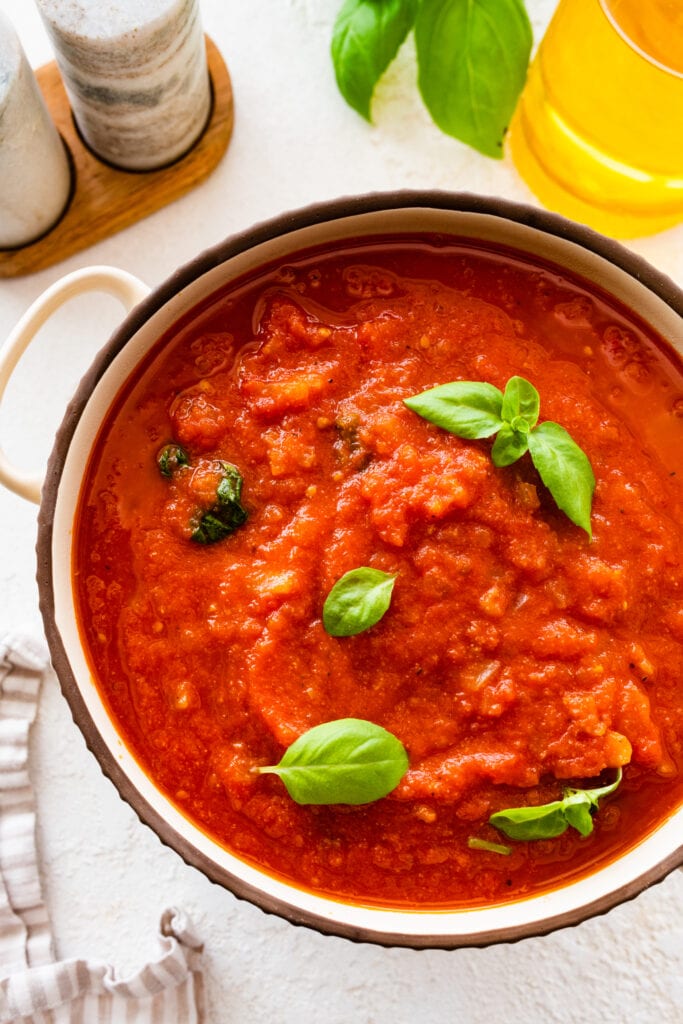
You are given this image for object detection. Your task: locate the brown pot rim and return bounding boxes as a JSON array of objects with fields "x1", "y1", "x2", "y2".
[{"x1": 36, "y1": 190, "x2": 683, "y2": 949}]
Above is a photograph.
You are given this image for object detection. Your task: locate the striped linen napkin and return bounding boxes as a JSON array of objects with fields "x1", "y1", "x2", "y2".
[{"x1": 0, "y1": 634, "x2": 205, "y2": 1024}]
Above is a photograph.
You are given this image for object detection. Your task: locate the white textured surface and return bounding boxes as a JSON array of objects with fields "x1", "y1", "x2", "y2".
[{"x1": 0, "y1": 1, "x2": 681, "y2": 1021}]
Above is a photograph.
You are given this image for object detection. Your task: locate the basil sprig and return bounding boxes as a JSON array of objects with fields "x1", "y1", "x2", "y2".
[
  {"x1": 489, "y1": 769, "x2": 623, "y2": 841},
  {"x1": 323, "y1": 567, "x2": 397, "y2": 636},
  {"x1": 331, "y1": 0, "x2": 532, "y2": 158},
  {"x1": 258, "y1": 718, "x2": 409, "y2": 805},
  {"x1": 405, "y1": 376, "x2": 595, "y2": 536}
]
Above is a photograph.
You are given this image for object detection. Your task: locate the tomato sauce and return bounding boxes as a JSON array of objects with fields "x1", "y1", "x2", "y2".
[{"x1": 74, "y1": 236, "x2": 683, "y2": 907}]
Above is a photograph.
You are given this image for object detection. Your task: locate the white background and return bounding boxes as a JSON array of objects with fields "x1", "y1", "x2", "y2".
[{"x1": 0, "y1": 1, "x2": 682, "y2": 1021}]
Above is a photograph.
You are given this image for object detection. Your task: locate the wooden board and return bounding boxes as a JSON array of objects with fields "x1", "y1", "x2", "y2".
[{"x1": 0, "y1": 36, "x2": 233, "y2": 278}]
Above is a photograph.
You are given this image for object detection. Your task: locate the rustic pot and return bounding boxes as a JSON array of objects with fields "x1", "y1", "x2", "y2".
[{"x1": 2, "y1": 192, "x2": 681, "y2": 948}]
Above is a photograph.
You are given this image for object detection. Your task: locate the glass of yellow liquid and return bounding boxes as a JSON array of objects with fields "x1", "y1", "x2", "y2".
[{"x1": 509, "y1": 0, "x2": 683, "y2": 238}]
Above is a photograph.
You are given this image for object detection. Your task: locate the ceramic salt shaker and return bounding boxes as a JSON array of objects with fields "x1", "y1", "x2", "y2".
[
  {"x1": 35, "y1": 0, "x2": 212, "y2": 171},
  {"x1": 0, "y1": 12, "x2": 71, "y2": 248}
]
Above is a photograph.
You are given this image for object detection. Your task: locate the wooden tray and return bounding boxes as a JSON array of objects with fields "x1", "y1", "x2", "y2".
[{"x1": 0, "y1": 36, "x2": 233, "y2": 279}]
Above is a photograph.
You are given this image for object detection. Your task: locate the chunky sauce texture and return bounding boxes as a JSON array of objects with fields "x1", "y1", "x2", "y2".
[{"x1": 75, "y1": 237, "x2": 683, "y2": 907}]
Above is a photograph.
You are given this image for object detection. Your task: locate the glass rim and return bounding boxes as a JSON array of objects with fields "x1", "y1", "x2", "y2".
[{"x1": 598, "y1": 0, "x2": 683, "y2": 79}]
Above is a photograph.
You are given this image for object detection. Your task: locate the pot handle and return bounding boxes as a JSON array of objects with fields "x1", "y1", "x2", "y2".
[{"x1": 0, "y1": 266, "x2": 151, "y2": 504}]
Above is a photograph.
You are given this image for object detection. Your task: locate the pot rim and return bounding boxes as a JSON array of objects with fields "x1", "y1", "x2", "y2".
[{"x1": 36, "y1": 190, "x2": 683, "y2": 949}]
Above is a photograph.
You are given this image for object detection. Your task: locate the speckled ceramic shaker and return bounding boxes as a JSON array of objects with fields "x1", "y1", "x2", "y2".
[
  {"x1": 0, "y1": 12, "x2": 71, "y2": 248},
  {"x1": 35, "y1": 0, "x2": 212, "y2": 171}
]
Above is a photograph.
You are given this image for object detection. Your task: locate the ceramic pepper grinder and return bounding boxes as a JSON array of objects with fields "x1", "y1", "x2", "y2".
[
  {"x1": 0, "y1": 12, "x2": 72, "y2": 248},
  {"x1": 35, "y1": 0, "x2": 212, "y2": 171}
]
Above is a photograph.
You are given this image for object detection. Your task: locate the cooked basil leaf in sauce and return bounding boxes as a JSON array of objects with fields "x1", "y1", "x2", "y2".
[
  {"x1": 157, "y1": 443, "x2": 189, "y2": 478},
  {"x1": 157, "y1": 447, "x2": 248, "y2": 545},
  {"x1": 192, "y1": 462, "x2": 248, "y2": 545}
]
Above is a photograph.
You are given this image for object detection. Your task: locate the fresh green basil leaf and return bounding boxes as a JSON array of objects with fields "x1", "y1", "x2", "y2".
[
  {"x1": 404, "y1": 381, "x2": 504, "y2": 439},
  {"x1": 414, "y1": 0, "x2": 533, "y2": 158},
  {"x1": 491, "y1": 423, "x2": 529, "y2": 467},
  {"x1": 565, "y1": 767, "x2": 623, "y2": 809},
  {"x1": 501, "y1": 376, "x2": 540, "y2": 429},
  {"x1": 323, "y1": 567, "x2": 397, "y2": 637},
  {"x1": 489, "y1": 800, "x2": 569, "y2": 841},
  {"x1": 467, "y1": 836, "x2": 511, "y2": 856},
  {"x1": 331, "y1": 0, "x2": 416, "y2": 121},
  {"x1": 258, "y1": 718, "x2": 409, "y2": 805},
  {"x1": 490, "y1": 769, "x2": 623, "y2": 842},
  {"x1": 561, "y1": 793, "x2": 595, "y2": 837},
  {"x1": 527, "y1": 421, "x2": 595, "y2": 536}
]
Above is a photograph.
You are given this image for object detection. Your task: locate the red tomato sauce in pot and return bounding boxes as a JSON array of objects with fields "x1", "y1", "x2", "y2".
[{"x1": 74, "y1": 237, "x2": 683, "y2": 907}]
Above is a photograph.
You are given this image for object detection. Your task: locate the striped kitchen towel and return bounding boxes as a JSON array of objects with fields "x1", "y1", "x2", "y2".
[{"x1": 0, "y1": 634, "x2": 205, "y2": 1023}]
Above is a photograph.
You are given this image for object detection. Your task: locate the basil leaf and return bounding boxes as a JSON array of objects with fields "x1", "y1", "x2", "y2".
[
  {"x1": 467, "y1": 837, "x2": 511, "y2": 856},
  {"x1": 490, "y1": 769, "x2": 623, "y2": 842},
  {"x1": 192, "y1": 512, "x2": 233, "y2": 545},
  {"x1": 501, "y1": 376, "x2": 539, "y2": 429},
  {"x1": 192, "y1": 462, "x2": 248, "y2": 545},
  {"x1": 404, "y1": 381, "x2": 504, "y2": 439},
  {"x1": 157, "y1": 443, "x2": 189, "y2": 478},
  {"x1": 259, "y1": 718, "x2": 409, "y2": 805},
  {"x1": 565, "y1": 767, "x2": 623, "y2": 809},
  {"x1": 489, "y1": 800, "x2": 569, "y2": 841},
  {"x1": 216, "y1": 463, "x2": 244, "y2": 506},
  {"x1": 562, "y1": 793, "x2": 594, "y2": 837},
  {"x1": 414, "y1": 0, "x2": 533, "y2": 158},
  {"x1": 323, "y1": 567, "x2": 397, "y2": 637},
  {"x1": 331, "y1": 0, "x2": 416, "y2": 121},
  {"x1": 491, "y1": 423, "x2": 529, "y2": 468},
  {"x1": 527, "y1": 421, "x2": 596, "y2": 537}
]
